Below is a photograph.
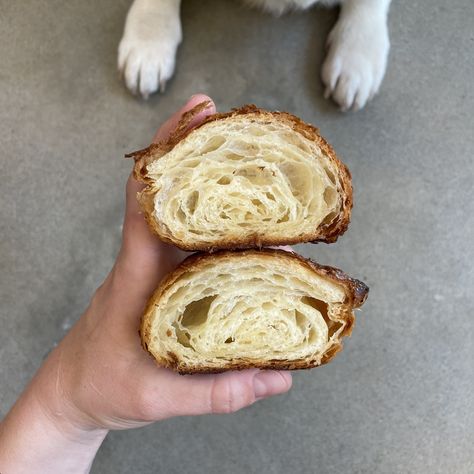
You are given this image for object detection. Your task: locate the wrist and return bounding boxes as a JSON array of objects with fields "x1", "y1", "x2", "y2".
[
  {"x1": 29, "y1": 375, "x2": 109, "y2": 445},
  {"x1": 0, "y1": 352, "x2": 108, "y2": 473}
]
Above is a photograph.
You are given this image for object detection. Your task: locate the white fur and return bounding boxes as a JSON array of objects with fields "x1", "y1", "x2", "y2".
[
  {"x1": 321, "y1": 0, "x2": 391, "y2": 110},
  {"x1": 243, "y1": 0, "x2": 341, "y2": 16},
  {"x1": 243, "y1": 0, "x2": 321, "y2": 16},
  {"x1": 118, "y1": 0, "x2": 391, "y2": 110},
  {"x1": 118, "y1": 0, "x2": 182, "y2": 98}
]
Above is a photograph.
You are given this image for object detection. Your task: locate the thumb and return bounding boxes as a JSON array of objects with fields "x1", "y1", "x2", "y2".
[{"x1": 148, "y1": 369, "x2": 292, "y2": 419}]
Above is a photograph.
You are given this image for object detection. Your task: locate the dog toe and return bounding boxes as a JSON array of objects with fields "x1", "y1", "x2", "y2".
[
  {"x1": 118, "y1": 32, "x2": 179, "y2": 98},
  {"x1": 321, "y1": 17, "x2": 389, "y2": 111}
]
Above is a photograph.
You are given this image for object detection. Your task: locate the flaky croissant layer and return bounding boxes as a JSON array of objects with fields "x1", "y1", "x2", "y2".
[
  {"x1": 141, "y1": 250, "x2": 368, "y2": 374},
  {"x1": 130, "y1": 105, "x2": 352, "y2": 251}
]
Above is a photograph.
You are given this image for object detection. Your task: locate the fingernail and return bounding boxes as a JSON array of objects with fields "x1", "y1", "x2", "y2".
[
  {"x1": 253, "y1": 371, "x2": 289, "y2": 398},
  {"x1": 189, "y1": 93, "x2": 206, "y2": 101}
]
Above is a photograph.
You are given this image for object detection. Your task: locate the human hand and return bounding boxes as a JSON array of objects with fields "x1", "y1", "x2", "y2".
[{"x1": 0, "y1": 94, "x2": 292, "y2": 473}]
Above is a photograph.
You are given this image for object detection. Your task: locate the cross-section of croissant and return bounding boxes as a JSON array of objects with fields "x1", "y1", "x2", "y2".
[
  {"x1": 129, "y1": 104, "x2": 352, "y2": 251},
  {"x1": 141, "y1": 250, "x2": 368, "y2": 374}
]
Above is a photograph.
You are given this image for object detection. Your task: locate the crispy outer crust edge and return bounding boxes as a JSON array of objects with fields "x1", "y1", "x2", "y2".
[
  {"x1": 126, "y1": 104, "x2": 353, "y2": 251},
  {"x1": 140, "y1": 249, "x2": 369, "y2": 374}
]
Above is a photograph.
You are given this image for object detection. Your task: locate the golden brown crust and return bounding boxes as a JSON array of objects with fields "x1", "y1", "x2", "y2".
[
  {"x1": 126, "y1": 100, "x2": 215, "y2": 182},
  {"x1": 126, "y1": 103, "x2": 353, "y2": 251},
  {"x1": 140, "y1": 249, "x2": 368, "y2": 374}
]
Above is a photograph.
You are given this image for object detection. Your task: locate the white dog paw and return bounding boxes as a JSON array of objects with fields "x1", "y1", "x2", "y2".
[
  {"x1": 118, "y1": 28, "x2": 181, "y2": 98},
  {"x1": 321, "y1": 18, "x2": 389, "y2": 111}
]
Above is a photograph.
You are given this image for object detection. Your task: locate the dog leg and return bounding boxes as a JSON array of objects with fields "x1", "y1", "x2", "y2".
[
  {"x1": 321, "y1": 0, "x2": 391, "y2": 111},
  {"x1": 118, "y1": 0, "x2": 182, "y2": 98}
]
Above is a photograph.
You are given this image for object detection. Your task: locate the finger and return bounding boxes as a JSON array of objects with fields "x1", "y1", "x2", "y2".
[
  {"x1": 118, "y1": 176, "x2": 185, "y2": 285},
  {"x1": 153, "y1": 93, "x2": 216, "y2": 143},
  {"x1": 149, "y1": 369, "x2": 292, "y2": 419},
  {"x1": 269, "y1": 245, "x2": 294, "y2": 253}
]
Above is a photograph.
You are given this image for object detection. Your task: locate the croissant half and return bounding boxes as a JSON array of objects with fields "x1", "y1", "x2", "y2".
[
  {"x1": 141, "y1": 250, "x2": 368, "y2": 374},
  {"x1": 129, "y1": 104, "x2": 352, "y2": 251}
]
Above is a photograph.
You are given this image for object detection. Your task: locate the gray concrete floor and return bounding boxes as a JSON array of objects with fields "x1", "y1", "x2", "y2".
[{"x1": 1, "y1": 0, "x2": 473, "y2": 473}]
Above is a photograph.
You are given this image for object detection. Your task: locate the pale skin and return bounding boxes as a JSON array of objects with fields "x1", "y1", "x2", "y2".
[{"x1": 0, "y1": 94, "x2": 292, "y2": 473}]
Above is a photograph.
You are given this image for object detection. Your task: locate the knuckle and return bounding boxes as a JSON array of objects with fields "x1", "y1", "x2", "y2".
[
  {"x1": 135, "y1": 388, "x2": 158, "y2": 421},
  {"x1": 210, "y1": 376, "x2": 254, "y2": 414}
]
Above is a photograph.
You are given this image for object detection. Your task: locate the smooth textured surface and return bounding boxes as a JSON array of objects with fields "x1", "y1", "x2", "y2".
[{"x1": 1, "y1": 1, "x2": 473, "y2": 473}]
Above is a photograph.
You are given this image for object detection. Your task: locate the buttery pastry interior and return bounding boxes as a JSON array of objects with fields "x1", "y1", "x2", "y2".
[
  {"x1": 141, "y1": 251, "x2": 366, "y2": 373},
  {"x1": 143, "y1": 114, "x2": 347, "y2": 249}
]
